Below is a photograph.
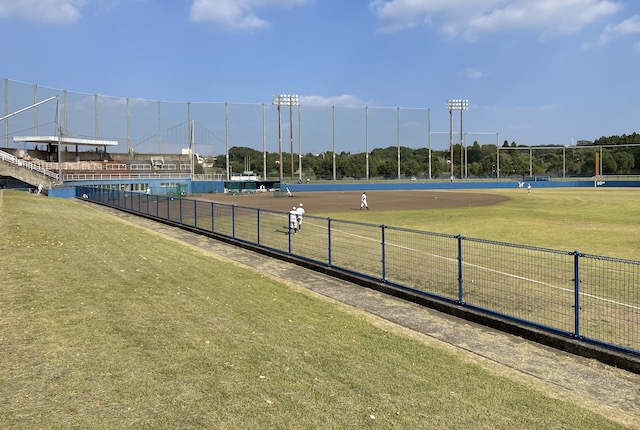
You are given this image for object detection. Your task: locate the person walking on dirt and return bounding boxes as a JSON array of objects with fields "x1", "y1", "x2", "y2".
[{"x1": 360, "y1": 192, "x2": 369, "y2": 210}]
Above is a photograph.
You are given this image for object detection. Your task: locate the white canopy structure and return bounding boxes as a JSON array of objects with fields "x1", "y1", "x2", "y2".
[{"x1": 14, "y1": 136, "x2": 118, "y2": 147}]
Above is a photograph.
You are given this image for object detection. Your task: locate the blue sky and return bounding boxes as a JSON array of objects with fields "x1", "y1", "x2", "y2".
[{"x1": 1, "y1": 0, "x2": 640, "y2": 153}]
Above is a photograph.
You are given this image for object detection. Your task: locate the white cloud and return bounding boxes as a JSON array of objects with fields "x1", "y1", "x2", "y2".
[
  {"x1": 581, "y1": 15, "x2": 640, "y2": 49},
  {"x1": 459, "y1": 68, "x2": 486, "y2": 79},
  {"x1": 0, "y1": 0, "x2": 87, "y2": 24},
  {"x1": 189, "y1": 0, "x2": 311, "y2": 30},
  {"x1": 370, "y1": 0, "x2": 622, "y2": 40},
  {"x1": 299, "y1": 94, "x2": 364, "y2": 107}
]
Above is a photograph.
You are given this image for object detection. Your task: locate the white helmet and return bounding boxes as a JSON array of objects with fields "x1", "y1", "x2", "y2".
[
  {"x1": 299, "y1": 203, "x2": 303, "y2": 207},
  {"x1": 293, "y1": 207, "x2": 297, "y2": 210}
]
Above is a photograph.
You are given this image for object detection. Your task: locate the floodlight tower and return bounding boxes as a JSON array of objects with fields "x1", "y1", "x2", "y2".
[
  {"x1": 445, "y1": 99, "x2": 469, "y2": 180},
  {"x1": 272, "y1": 94, "x2": 299, "y2": 182}
]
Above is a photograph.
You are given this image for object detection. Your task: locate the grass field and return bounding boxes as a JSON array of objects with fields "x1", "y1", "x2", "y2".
[
  {"x1": 0, "y1": 189, "x2": 635, "y2": 429},
  {"x1": 315, "y1": 188, "x2": 640, "y2": 261}
]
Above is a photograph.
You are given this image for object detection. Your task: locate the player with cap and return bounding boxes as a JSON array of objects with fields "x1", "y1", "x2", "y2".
[
  {"x1": 289, "y1": 206, "x2": 299, "y2": 234},
  {"x1": 296, "y1": 203, "x2": 305, "y2": 230}
]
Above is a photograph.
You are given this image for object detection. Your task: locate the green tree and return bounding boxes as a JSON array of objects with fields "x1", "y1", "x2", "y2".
[{"x1": 613, "y1": 151, "x2": 635, "y2": 174}]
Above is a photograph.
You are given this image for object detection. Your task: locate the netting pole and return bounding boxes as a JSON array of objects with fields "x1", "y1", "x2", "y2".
[
  {"x1": 4, "y1": 78, "x2": 8, "y2": 148},
  {"x1": 427, "y1": 108, "x2": 432, "y2": 179},
  {"x1": 365, "y1": 106, "x2": 369, "y2": 181},
  {"x1": 397, "y1": 108, "x2": 400, "y2": 180}
]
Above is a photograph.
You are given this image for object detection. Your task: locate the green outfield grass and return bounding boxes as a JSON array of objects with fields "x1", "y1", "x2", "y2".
[
  {"x1": 0, "y1": 189, "x2": 632, "y2": 429},
  {"x1": 318, "y1": 188, "x2": 640, "y2": 261}
]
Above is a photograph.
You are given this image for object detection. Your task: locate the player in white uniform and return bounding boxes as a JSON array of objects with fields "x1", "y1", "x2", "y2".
[
  {"x1": 289, "y1": 206, "x2": 298, "y2": 234},
  {"x1": 296, "y1": 203, "x2": 305, "y2": 230},
  {"x1": 360, "y1": 192, "x2": 369, "y2": 210}
]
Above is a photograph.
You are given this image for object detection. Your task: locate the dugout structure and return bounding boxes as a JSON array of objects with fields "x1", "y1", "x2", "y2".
[{"x1": 224, "y1": 179, "x2": 280, "y2": 194}]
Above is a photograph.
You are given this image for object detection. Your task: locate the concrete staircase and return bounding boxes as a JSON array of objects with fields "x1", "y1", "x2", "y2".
[{"x1": 0, "y1": 151, "x2": 59, "y2": 189}]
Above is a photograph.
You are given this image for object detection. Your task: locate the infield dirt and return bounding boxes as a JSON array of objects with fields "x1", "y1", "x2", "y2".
[{"x1": 192, "y1": 189, "x2": 507, "y2": 213}]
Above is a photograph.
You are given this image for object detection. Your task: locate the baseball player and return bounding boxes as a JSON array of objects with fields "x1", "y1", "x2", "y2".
[
  {"x1": 289, "y1": 206, "x2": 298, "y2": 234},
  {"x1": 360, "y1": 192, "x2": 369, "y2": 210},
  {"x1": 296, "y1": 203, "x2": 305, "y2": 230}
]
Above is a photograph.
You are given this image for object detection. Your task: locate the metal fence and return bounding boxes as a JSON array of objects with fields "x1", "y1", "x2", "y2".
[{"x1": 77, "y1": 186, "x2": 640, "y2": 357}]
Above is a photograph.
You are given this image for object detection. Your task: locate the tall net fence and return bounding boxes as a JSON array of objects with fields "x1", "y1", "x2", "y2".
[{"x1": 2, "y1": 78, "x2": 435, "y2": 160}]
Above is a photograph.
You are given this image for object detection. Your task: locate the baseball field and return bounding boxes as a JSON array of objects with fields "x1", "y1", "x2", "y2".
[
  {"x1": 1, "y1": 188, "x2": 638, "y2": 429},
  {"x1": 196, "y1": 188, "x2": 640, "y2": 260}
]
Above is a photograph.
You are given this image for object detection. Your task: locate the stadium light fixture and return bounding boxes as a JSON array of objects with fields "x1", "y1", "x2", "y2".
[
  {"x1": 445, "y1": 99, "x2": 469, "y2": 180},
  {"x1": 272, "y1": 94, "x2": 299, "y2": 183}
]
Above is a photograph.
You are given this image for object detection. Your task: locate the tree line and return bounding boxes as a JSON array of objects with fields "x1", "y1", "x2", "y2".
[{"x1": 208, "y1": 132, "x2": 639, "y2": 180}]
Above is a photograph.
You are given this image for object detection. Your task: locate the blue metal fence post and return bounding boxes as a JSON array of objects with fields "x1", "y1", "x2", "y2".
[
  {"x1": 232, "y1": 205, "x2": 236, "y2": 239},
  {"x1": 573, "y1": 250, "x2": 581, "y2": 339},
  {"x1": 257, "y1": 209, "x2": 261, "y2": 246},
  {"x1": 179, "y1": 197, "x2": 183, "y2": 224},
  {"x1": 327, "y1": 218, "x2": 332, "y2": 266},
  {"x1": 211, "y1": 203, "x2": 216, "y2": 233},
  {"x1": 381, "y1": 224, "x2": 386, "y2": 281},
  {"x1": 457, "y1": 235, "x2": 463, "y2": 303},
  {"x1": 288, "y1": 215, "x2": 292, "y2": 254},
  {"x1": 194, "y1": 199, "x2": 197, "y2": 228}
]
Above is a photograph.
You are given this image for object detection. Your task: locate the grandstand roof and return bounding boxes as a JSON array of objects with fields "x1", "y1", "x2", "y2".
[{"x1": 14, "y1": 136, "x2": 118, "y2": 147}]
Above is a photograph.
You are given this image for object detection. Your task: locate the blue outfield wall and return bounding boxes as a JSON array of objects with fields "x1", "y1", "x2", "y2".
[
  {"x1": 282, "y1": 179, "x2": 640, "y2": 193},
  {"x1": 52, "y1": 178, "x2": 640, "y2": 198}
]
